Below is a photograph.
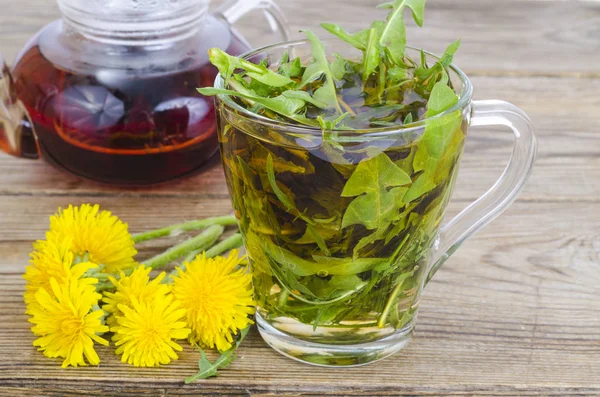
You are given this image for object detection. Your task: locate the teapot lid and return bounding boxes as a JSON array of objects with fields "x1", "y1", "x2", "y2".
[
  {"x1": 58, "y1": 0, "x2": 211, "y2": 44},
  {"x1": 59, "y1": 0, "x2": 211, "y2": 16}
]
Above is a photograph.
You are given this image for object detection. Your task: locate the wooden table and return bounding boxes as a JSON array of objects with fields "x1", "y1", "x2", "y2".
[{"x1": 1, "y1": 0, "x2": 599, "y2": 395}]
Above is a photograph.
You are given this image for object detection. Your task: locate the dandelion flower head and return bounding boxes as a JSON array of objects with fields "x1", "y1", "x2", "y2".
[
  {"x1": 46, "y1": 204, "x2": 137, "y2": 274},
  {"x1": 171, "y1": 250, "x2": 254, "y2": 351},
  {"x1": 28, "y1": 276, "x2": 109, "y2": 368},
  {"x1": 111, "y1": 294, "x2": 190, "y2": 367},
  {"x1": 23, "y1": 237, "x2": 97, "y2": 311},
  {"x1": 103, "y1": 265, "x2": 170, "y2": 327}
]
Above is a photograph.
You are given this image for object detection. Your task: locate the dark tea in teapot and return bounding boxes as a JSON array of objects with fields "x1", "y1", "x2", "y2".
[
  {"x1": 13, "y1": 39, "x2": 248, "y2": 185},
  {"x1": 0, "y1": 0, "x2": 289, "y2": 185}
]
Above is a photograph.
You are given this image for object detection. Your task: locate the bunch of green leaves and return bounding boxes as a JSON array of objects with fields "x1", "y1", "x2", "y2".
[
  {"x1": 322, "y1": 0, "x2": 425, "y2": 77},
  {"x1": 203, "y1": 0, "x2": 466, "y2": 333},
  {"x1": 199, "y1": 30, "x2": 348, "y2": 128},
  {"x1": 219, "y1": 108, "x2": 463, "y2": 334},
  {"x1": 199, "y1": 0, "x2": 461, "y2": 130}
]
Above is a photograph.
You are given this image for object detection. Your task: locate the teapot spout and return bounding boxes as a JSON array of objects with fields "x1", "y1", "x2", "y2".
[{"x1": 0, "y1": 53, "x2": 39, "y2": 159}]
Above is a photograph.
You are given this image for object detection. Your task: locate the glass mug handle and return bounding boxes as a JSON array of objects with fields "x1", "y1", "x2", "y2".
[
  {"x1": 426, "y1": 100, "x2": 537, "y2": 283},
  {"x1": 0, "y1": 54, "x2": 38, "y2": 159},
  {"x1": 216, "y1": 0, "x2": 291, "y2": 42}
]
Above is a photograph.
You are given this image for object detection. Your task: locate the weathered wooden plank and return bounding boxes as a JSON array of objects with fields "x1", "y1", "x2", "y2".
[
  {"x1": 0, "y1": 0, "x2": 598, "y2": 395},
  {"x1": 0, "y1": 196, "x2": 234, "y2": 241},
  {"x1": 0, "y1": 0, "x2": 598, "y2": 75},
  {"x1": 0, "y1": 202, "x2": 598, "y2": 395},
  {"x1": 0, "y1": 75, "x2": 598, "y2": 202}
]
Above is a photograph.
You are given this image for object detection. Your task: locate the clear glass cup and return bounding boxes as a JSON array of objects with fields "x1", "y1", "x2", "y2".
[{"x1": 214, "y1": 39, "x2": 537, "y2": 366}]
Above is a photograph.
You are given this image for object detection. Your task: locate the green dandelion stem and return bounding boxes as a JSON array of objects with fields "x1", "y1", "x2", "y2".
[
  {"x1": 132, "y1": 215, "x2": 238, "y2": 244},
  {"x1": 182, "y1": 247, "x2": 204, "y2": 265},
  {"x1": 205, "y1": 233, "x2": 244, "y2": 259},
  {"x1": 183, "y1": 232, "x2": 244, "y2": 263},
  {"x1": 142, "y1": 225, "x2": 224, "y2": 270},
  {"x1": 173, "y1": 233, "x2": 245, "y2": 279},
  {"x1": 178, "y1": 238, "x2": 218, "y2": 267},
  {"x1": 95, "y1": 281, "x2": 113, "y2": 291}
]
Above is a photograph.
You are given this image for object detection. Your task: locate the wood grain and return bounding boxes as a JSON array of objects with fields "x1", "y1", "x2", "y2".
[
  {"x1": 1, "y1": 0, "x2": 599, "y2": 75},
  {"x1": 1, "y1": 201, "x2": 599, "y2": 395},
  {"x1": 0, "y1": 0, "x2": 599, "y2": 396}
]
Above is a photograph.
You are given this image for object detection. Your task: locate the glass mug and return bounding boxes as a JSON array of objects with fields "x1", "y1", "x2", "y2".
[
  {"x1": 214, "y1": 39, "x2": 537, "y2": 366},
  {"x1": 0, "y1": 0, "x2": 289, "y2": 185}
]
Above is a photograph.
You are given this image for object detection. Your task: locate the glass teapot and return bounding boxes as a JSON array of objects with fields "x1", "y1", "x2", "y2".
[{"x1": 0, "y1": 0, "x2": 289, "y2": 185}]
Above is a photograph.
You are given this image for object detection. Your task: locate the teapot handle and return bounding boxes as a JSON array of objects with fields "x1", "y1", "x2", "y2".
[
  {"x1": 216, "y1": 0, "x2": 291, "y2": 42},
  {"x1": 426, "y1": 100, "x2": 537, "y2": 283},
  {"x1": 0, "y1": 54, "x2": 39, "y2": 159}
]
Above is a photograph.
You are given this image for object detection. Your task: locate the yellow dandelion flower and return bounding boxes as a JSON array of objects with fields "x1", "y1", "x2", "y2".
[
  {"x1": 28, "y1": 277, "x2": 109, "y2": 368},
  {"x1": 102, "y1": 265, "x2": 170, "y2": 327},
  {"x1": 171, "y1": 250, "x2": 254, "y2": 351},
  {"x1": 46, "y1": 204, "x2": 137, "y2": 274},
  {"x1": 23, "y1": 237, "x2": 97, "y2": 311},
  {"x1": 111, "y1": 295, "x2": 190, "y2": 367}
]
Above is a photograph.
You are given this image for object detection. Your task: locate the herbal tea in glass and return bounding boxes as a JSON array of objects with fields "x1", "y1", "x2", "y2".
[
  {"x1": 200, "y1": 0, "x2": 536, "y2": 366},
  {"x1": 218, "y1": 81, "x2": 466, "y2": 341}
]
